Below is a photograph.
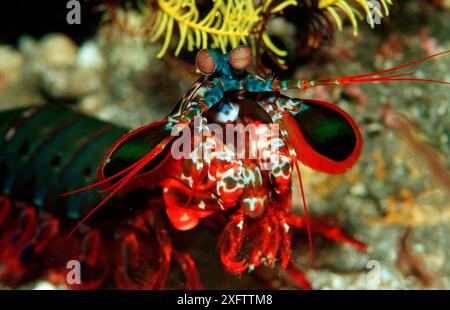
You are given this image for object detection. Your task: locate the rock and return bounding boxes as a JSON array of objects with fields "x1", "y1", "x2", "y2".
[
  {"x1": 79, "y1": 93, "x2": 106, "y2": 114},
  {"x1": 38, "y1": 33, "x2": 78, "y2": 67},
  {"x1": 0, "y1": 46, "x2": 25, "y2": 86},
  {"x1": 77, "y1": 41, "x2": 105, "y2": 70},
  {"x1": 16, "y1": 33, "x2": 106, "y2": 100}
]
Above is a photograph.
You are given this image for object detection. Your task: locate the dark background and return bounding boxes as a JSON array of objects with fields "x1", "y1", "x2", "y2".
[{"x1": 0, "y1": 0, "x2": 102, "y2": 45}]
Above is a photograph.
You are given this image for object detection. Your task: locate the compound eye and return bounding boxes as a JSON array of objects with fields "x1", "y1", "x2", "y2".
[
  {"x1": 196, "y1": 49, "x2": 216, "y2": 75},
  {"x1": 229, "y1": 46, "x2": 252, "y2": 70}
]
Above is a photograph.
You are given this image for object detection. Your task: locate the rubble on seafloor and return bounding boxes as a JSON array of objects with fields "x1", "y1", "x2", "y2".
[
  {"x1": 0, "y1": 1, "x2": 449, "y2": 289},
  {"x1": 288, "y1": 1, "x2": 450, "y2": 289},
  {"x1": 0, "y1": 14, "x2": 194, "y2": 127}
]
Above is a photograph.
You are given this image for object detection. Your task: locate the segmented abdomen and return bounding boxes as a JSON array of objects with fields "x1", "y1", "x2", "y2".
[
  {"x1": 0, "y1": 105, "x2": 126, "y2": 219},
  {"x1": 0, "y1": 105, "x2": 190, "y2": 290}
]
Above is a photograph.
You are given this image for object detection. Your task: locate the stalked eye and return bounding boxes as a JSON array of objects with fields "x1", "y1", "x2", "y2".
[
  {"x1": 196, "y1": 49, "x2": 216, "y2": 75},
  {"x1": 229, "y1": 46, "x2": 252, "y2": 70}
]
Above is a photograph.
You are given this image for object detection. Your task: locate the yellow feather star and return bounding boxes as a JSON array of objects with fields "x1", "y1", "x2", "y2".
[
  {"x1": 319, "y1": 0, "x2": 393, "y2": 35},
  {"x1": 145, "y1": 0, "x2": 298, "y2": 58},
  {"x1": 110, "y1": 0, "x2": 394, "y2": 61}
]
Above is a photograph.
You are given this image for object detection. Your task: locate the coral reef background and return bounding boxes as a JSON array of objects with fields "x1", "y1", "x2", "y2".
[{"x1": 0, "y1": 0, "x2": 449, "y2": 289}]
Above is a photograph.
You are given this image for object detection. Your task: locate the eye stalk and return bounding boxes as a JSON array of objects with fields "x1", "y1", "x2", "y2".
[
  {"x1": 196, "y1": 49, "x2": 216, "y2": 75},
  {"x1": 229, "y1": 46, "x2": 252, "y2": 70}
]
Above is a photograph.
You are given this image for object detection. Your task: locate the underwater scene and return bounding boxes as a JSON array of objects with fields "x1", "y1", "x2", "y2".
[{"x1": 0, "y1": 0, "x2": 449, "y2": 291}]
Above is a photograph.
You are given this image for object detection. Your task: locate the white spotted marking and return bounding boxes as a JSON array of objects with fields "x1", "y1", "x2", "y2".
[{"x1": 237, "y1": 220, "x2": 244, "y2": 230}]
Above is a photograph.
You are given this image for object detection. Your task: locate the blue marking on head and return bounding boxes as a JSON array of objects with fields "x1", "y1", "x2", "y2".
[
  {"x1": 208, "y1": 49, "x2": 244, "y2": 79},
  {"x1": 196, "y1": 46, "x2": 252, "y2": 80}
]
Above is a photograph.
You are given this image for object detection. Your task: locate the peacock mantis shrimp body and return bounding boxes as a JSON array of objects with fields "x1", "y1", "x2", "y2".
[
  {"x1": 67, "y1": 46, "x2": 448, "y2": 286},
  {"x1": 1, "y1": 46, "x2": 447, "y2": 289}
]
